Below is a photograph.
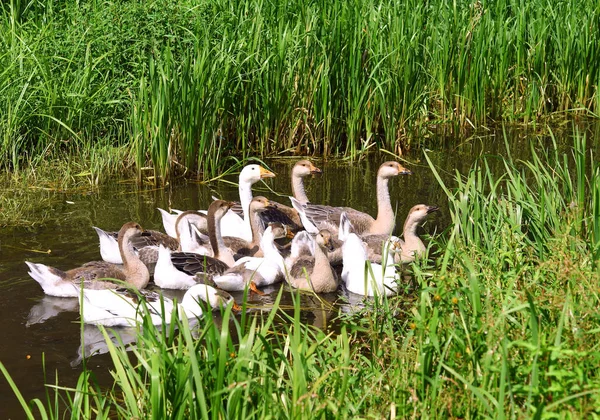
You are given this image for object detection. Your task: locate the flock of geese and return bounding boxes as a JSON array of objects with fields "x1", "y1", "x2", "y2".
[{"x1": 25, "y1": 160, "x2": 438, "y2": 327}]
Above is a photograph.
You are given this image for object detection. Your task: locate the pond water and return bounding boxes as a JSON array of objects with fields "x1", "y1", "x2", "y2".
[{"x1": 0, "y1": 127, "x2": 594, "y2": 417}]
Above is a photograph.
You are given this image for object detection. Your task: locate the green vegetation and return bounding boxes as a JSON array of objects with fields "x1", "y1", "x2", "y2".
[
  {"x1": 2, "y1": 0, "x2": 600, "y2": 183},
  {"x1": 3, "y1": 133, "x2": 600, "y2": 418}
]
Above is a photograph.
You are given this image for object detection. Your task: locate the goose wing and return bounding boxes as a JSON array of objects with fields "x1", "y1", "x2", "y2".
[
  {"x1": 169, "y1": 252, "x2": 230, "y2": 276},
  {"x1": 130, "y1": 230, "x2": 179, "y2": 251}
]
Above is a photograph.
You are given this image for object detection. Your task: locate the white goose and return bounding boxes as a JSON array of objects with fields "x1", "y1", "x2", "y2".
[
  {"x1": 223, "y1": 225, "x2": 286, "y2": 289},
  {"x1": 338, "y1": 213, "x2": 399, "y2": 297},
  {"x1": 79, "y1": 283, "x2": 237, "y2": 327},
  {"x1": 212, "y1": 164, "x2": 276, "y2": 241}
]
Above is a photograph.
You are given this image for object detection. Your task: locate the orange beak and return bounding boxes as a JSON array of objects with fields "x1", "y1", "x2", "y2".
[{"x1": 259, "y1": 167, "x2": 276, "y2": 179}]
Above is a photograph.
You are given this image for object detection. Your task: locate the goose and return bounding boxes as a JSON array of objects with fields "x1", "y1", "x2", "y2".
[
  {"x1": 94, "y1": 211, "x2": 206, "y2": 265},
  {"x1": 289, "y1": 198, "x2": 344, "y2": 265},
  {"x1": 26, "y1": 222, "x2": 150, "y2": 298},
  {"x1": 222, "y1": 196, "x2": 274, "y2": 258},
  {"x1": 79, "y1": 283, "x2": 237, "y2": 327},
  {"x1": 338, "y1": 213, "x2": 399, "y2": 297},
  {"x1": 297, "y1": 161, "x2": 412, "y2": 236},
  {"x1": 363, "y1": 204, "x2": 439, "y2": 264},
  {"x1": 285, "y1": 231, "x2": 338, "y2": 293},
  {"x1": 153, "y1": 200, "x2": 234, "y2": 289},
  {"x1": 396, "y1": 204, "x2": 439, "y2": 262},
  {"x1": 216, "y1": 164, "x2": 276, "y2": 241},
  {"x1": 253, "y1": 160, "x2": 322, "y2": 232},
  {"x1": 222, "y1": 225, "x2": 287, "y2": 290}
]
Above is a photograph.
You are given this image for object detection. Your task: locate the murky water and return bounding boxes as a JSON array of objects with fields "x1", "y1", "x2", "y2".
[{"x1": 0, "y1": 127, "x2": 596, "y2": 416}]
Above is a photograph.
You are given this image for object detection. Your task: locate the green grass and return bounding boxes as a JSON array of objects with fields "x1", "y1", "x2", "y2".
[
  {"x1": 1, "y1": 0, "x2": 600, "y2": 183},
  {"x1": 3, "y1": 131, "x2": 600, "y2": 418}
]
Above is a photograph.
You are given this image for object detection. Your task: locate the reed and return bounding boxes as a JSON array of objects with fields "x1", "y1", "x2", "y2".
[{"x1": 1, "y1": 0, "x2": 599, "y2": 182}]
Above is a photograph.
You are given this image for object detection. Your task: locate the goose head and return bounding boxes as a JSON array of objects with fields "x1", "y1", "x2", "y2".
[
  {"x1": 249, "y1": 196, "x2": 273, "y2": 214},
  {"x1": 293, "y1": 160, "x2": 322, "y2": 177},
  {"x1": 183, "y1": 283, "x2": 239, "y2": 314},
  {"x1": 378, "y1": 161, "x2": 412, "y2": 179},
  {"x1": 208, "y1": 199, "x2": 235, "y2": 223},
  {"x1": 316, "y1": 229, "x2": 334, "y2": 251},
  {"x1": 404, "y1": 204, "x2": 439, "y2": 230},
  {"x1": 240, "y1": 164, "x2": 276, "y2": 184},
  {"x1": 117, "y1": 222, "x2": 144, "y2": 245},
  {"x1": 268, "y1": 222, "x2": 293, "y2": 239}
]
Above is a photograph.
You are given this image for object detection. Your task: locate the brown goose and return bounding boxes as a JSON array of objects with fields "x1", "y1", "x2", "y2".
[
  {"x1": 298, "y1": 161, "x2": 412, "y2": 236},
  {"x1": 257, "y1": 160, "x2": 322, "y2": 231},
  {"x1": 95, "y1": 211, "x2": 207, "y2": 267},
  {"x1": 26, "y1": 222, "x2": 150, "y2": 298},
  {"x1": 363, "y1": 204, "x2": 439, "y2": 264},
  {"x1": 286, "y1": 230, "x2": 338, "y2": 293}
]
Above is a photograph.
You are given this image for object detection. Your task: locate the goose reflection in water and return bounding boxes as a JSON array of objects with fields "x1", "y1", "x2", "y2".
[{"x1": 26, "y1": 296, "x2": 79, "y2": 327}]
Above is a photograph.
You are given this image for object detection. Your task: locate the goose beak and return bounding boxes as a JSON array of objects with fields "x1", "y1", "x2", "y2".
[
  {"x1": 310, "y1": 164, "x2": 322, "y2": 174},
  {"x1": 225, "y1": 201, "x2": 236, "y2": 209},
  {"x1": 426, "y1": 206, "x2": 439, "y2": 214},
  {"x1": 398, "y1": 164, "x2": 412, "y2": 175},
  {"x1": 259, "y1": 167, "x2": 276, "y2": 179},
  {"x1": 286, "y1": 229, "x2": 296, "y2": 239},
  {"x1": 231, "y1": 302, "x2": 242, "y2": 312},
  {"x1": 263, "y1": 198, "x2": 273, "y2": 209}
]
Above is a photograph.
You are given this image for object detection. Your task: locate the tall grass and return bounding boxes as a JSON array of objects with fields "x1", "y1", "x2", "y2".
[{"x1": 1, "y1": 0, "x2": 599, "y2": 182}]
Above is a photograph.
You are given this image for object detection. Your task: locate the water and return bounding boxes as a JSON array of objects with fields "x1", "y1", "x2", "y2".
[{"x1": 0, "y1": 128, "x2": 594, "y2": 417}]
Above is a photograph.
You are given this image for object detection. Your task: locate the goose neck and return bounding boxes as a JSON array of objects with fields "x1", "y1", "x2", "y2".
[
  {"x1": 239, "y1": 181, "x2": 253, "y2": 221},
  {"x1": 208, "y1": 211, "x2": 227, "y2": 259},
  {"x1": 373, "y1": 175, "x2": 394, "y2": 234},
  {"x1": 119, "y1": 229, "x2": 150, "y2": 289},
  {"x1": 249, "y1": 209, "x2": 262, "y2": 246},
  {"x1": 403, "y1": 217, "x2": 419, "y2": 238},
  {"x1": 292, "y1": 173, "x2": 309, "y2": 204}
]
